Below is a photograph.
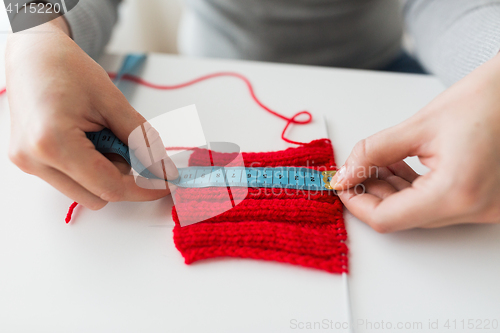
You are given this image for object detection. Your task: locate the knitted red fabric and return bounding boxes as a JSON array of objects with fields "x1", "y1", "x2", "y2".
[{"x1": 172, "y1": 139, "x2": 348, "y2": 274}]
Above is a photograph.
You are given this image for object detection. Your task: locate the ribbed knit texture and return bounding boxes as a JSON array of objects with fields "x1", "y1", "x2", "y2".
[{"x1": 172, "y1": 139, "x2": 348, "y2": 274}]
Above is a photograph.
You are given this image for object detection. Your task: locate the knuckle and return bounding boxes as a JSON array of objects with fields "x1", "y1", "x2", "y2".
[
  {"x1": 367, "y1": 215, "x2": 393, "y2": 234},
  {"x1": 8, "y1": 148, "x2": 34, "y2": 174},
  {"x1": 353, "y1": 138, "x2": 377, "y2": 170},
  {"x1": 479, "y1": 207, "x2": 500, "y2": 223},
  {"x1": 371, "y1": 221, "x2": 391, "y2": 234},
  {"x1": 353, "y1": 139, "x2": 368, "y2": 160},
  {"x1": 99, "y1": 186, "x2": 125, "y2": 202},
  {"x1": 490, "y1": 207, "x2": 500, "y2": 223},
  {"x1": 29, "y1": 128, "x2": 60, "y2": 161},
  {"x1": 87, "y1": 200, "x2": 108, "y2": 211},
  {"x1": 104, "y1": 86, "x2": 130, "y2": 111},
  {"x1": 452, "y1": 190, "x2": 477, "y2": 211},
  {"x1": 445, "y1": 181, "x2": 483, "y2": 215}
]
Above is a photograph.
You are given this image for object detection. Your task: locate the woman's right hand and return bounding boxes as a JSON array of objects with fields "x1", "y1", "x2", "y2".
[{"x1": 6, "y1": 13, "x2": 177, "y2": 210}]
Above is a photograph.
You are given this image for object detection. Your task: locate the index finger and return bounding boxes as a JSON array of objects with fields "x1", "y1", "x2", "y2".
[
  {"x1": 338, "y1": 172, "x2": 449, "y2": 233},
  {"x1": 331, "y1": 118, "x2": 427, "y2": 190},
  {"x1": 52, "y1": 136, "x2": 171, "y2": 202}
]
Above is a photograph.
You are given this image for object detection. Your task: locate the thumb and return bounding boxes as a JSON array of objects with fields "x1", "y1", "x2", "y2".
[
  {"x1": 102, "y1": 96, "x2": 179, "y2": 183},
  {"x1": 331, "y1": 120, "x2": 423, "y2": 190}
]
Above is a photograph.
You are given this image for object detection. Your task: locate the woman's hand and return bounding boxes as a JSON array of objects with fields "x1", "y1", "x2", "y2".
[
  {"x1": 331, "y1": 53, "x2": 500, "y2": 232},
  {"x1": 6, "y1": 13, "x2": 177, "y2": 210}
]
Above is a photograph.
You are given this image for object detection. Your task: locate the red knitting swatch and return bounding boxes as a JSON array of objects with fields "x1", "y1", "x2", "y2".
[{"x1": 172, "y1": 139, "x2": 348, "y2": 274}]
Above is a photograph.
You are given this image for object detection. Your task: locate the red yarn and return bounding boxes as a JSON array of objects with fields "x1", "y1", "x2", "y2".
[
  {"x1": 59, "y1": 70, "x2": 316, "y2": 222},
  {"x1": 1, "y1": 72, "x2": 312, "y2": 144},
  {"x1": 0, "y1": 72, "x2": 324, "y2": 254},
  {"x1": 172, "y1": 139, "x2": 348, "y2": 274},
  {"x1": 2, "y1": 72, "x2": 346, "y2": 272},
  {"x1": 189, "y1": 138, "x2": 336, "y2": 168},
  {"x1": 0, "y1": 85, "x2": 83, "y2": 223},
  {"x1": 108, "y1": 72, "x2": 313, "y2": 145},
  {"x1": 65, "y1": 202, "x2": 79, "y2": 224}
]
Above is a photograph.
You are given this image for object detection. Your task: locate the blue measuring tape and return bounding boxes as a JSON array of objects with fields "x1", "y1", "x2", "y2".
[
  {"x1": 86, "y1": 53, "x2": 336, "y2": 192},
  {"x1": 173, "y1": 166, "x2": 335, "y2": 191},
  {"x1": 86, "y1": 129, "x2": 336, "y2": 191}
]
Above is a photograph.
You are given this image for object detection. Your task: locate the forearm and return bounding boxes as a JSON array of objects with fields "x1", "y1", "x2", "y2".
[{"x1": 404, "y1": 0, "x2": 500, "y2": 86}]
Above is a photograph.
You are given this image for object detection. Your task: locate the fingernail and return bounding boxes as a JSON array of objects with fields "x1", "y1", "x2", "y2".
[{"x1": 330, "y1": 165, "x2": 346, "y2": 190}]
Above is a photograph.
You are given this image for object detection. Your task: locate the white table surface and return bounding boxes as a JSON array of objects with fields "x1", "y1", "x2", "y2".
[{"x1": 1, "y1": 53, "x2": 499, "y2": 333}]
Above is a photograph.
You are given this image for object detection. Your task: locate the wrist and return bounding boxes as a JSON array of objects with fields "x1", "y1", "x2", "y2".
[{"x1": 6, "y1": 4, "x2": 72, "y2": 62}]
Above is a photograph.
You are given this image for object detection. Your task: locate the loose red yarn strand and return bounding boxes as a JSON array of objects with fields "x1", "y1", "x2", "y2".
[
  {"x1": 65, "y1": 202, "x2": 79, "y2": 223},
  {"x1": 108, "y1": 72, "x2": 313, "y2": 145},
  {"x1": 1, "y1": 71, "x2": 314, "y2": 223}
]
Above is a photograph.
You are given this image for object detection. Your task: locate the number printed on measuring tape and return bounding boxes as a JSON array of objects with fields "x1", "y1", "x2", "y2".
[
  {"x1": 171, "y1": 167, "x2": 334, "y2": 191},
  {"x1": 87, "y1": 129, "x2": 336, "y2": 191}
]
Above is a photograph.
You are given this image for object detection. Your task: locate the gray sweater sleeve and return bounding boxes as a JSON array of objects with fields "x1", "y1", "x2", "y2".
[
  {"x1": 63, "y1": 0, "x2": 121, "y2": 59},
  {"x1": 404, "y1": 0, "x2": 500, "y2": 86},
  {"x1": 65, "y1": 0, "x2": 500, "y2": 85}
]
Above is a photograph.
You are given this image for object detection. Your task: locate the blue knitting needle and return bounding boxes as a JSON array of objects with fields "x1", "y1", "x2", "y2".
[{"x1": 113, "y1": 53, "x2": 147, "y2": 86}]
